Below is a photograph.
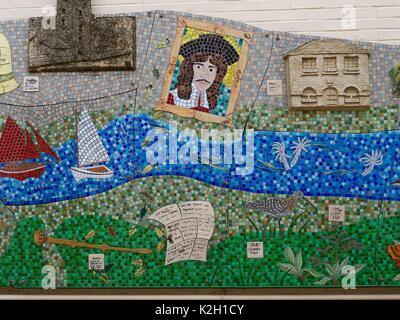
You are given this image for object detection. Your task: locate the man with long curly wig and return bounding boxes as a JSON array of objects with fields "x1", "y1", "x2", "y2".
[{"x1": 168, "y1": 34, "x2": 239, "y2": 113}]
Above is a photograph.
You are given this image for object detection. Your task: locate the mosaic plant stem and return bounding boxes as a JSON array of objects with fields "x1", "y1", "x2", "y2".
[{"x1": 34, "y1": 230, "x2": 152, "y2": 254}]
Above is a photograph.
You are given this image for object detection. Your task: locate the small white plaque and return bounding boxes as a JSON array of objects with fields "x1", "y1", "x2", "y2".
[
  {"x1": 329, "y1": 205, "x2": 345, "y2": 222},
  {"x1": 266, "y1": 80, "x2": 283, "y2": 96},
  {"x1": 247, "y1": 242, "x2": 264, "y2": 259},
  {"x1": 88, "y1": 254, "x2": 105, "y2": 271},
  {"x1": 23, "y1": 76, "x2": 39, "y2": 92}
]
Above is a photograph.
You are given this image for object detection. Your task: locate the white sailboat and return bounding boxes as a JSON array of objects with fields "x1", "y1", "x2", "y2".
[{"x1": 71, "y1": 107, "x2": 113, "y2": 182}]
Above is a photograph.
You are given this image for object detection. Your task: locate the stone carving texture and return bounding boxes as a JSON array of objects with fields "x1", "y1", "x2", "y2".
[
  {"x1": 28, "y1": 0, "x2": 136, "y2": 72},
  {"x1": 285, "y1": 40, "x2": 371, "y2": 111}
]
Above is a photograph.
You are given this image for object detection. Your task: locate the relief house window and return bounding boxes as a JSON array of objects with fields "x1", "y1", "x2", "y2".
[
  {"x1": 344, "y1": 86, "x2": 360, "y2": 104},
  {"x1": 344, "y1": 56, "x2": 359, "y2": 73},
  {"x1": 301, "y1": 87, "x2": 317, "y2": 105},
  {"x1": 323, "y1": 57, "x2": 338, "y2": 73},
  {"x1": 324, "y1": 87, "x2": 338, "y2": 106},
  {"x1": 302, "y1": 57, "x2": 317, "y2": 75},
  {"x1": 61, "y1": 7, "x2": 66, "y2": 28}
]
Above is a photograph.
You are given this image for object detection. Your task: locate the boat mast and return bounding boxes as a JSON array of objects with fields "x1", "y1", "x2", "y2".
[{"x1": 74, "y1": 109, "x2": 80, "y2": 168}]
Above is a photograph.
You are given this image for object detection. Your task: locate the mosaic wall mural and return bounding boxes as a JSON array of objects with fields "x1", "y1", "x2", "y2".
[{"x1": 0, "y1": 7, "x2": 400, "y2": 291}]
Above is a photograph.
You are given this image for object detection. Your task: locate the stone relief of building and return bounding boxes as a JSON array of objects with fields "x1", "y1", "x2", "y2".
[{"x1": 285, "y1": 40, "x2": 371, "y2": 111}]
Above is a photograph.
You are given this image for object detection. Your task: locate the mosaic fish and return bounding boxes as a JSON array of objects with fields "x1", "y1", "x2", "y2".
[
  {"x1": 143, "y1": 164, "x2": 158, "y2": 174},
  {"x1": 150, "y1": 123, "x2": 169, "y2": 133},
  {"x1": 311, "y1": 143, "x2": 329, "y2": 149},
  {"x1": 154, "y1": 38, "x2": 171, "y2": 49},
  {"x1": 153, "y1": 127, "x2": 169, "y2": 133},
  {"x1": 257, "y1": 159, "x2": 276, "y2": 169},
  {"x1": 256, "y1": 159, "x2": 283, "y2": 172},
  {"x1": 206, "y1": 163, "x2": 227, "y2": 172},
  {"x1": 323, "y1": 169, "x2": 357, "y2": 176},
  {"x1": 141, "y1": 137, "x2": 152, "y2": 147},
  {"x1": 192, "y1": 155, "x2": 227, "y2": 172},
  {"x1": 391, "y1": 179, "x2": 400, "y2": 186}
]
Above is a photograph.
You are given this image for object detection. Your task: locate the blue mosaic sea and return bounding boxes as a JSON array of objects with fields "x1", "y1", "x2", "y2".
[{"x1": 1, "y1": 114, "x2": 400, "y2": 206}]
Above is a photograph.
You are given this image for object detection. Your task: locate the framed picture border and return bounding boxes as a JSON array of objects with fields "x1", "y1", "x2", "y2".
[{"x1": 156, "y1": 16, "x2": 254, "y2": 127}]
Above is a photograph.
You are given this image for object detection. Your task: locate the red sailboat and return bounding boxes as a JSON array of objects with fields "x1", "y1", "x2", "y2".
[{"x1": 0, "y1": 116, "x2": 60, "y2": 181}]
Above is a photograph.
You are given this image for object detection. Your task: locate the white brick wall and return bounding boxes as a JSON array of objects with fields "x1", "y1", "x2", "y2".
[{"x1": 0, "y1": 0, "x2": 399, "y2": 44}]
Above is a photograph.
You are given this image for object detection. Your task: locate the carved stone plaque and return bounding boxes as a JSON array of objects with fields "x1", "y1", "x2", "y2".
[{"x1": 28, "y1": 0, "x2": 136, "y2": 72}]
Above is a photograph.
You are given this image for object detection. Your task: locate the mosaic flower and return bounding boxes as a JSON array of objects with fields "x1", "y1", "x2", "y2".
[
  {"x1": 129, "y1": 226, "x2": 137, "y2": 237},
  {"x1": 155, "y1": 227, "x2": 164, "y2": 238},
  {"x1": 290, "y1": 138, "x2": 311, "y2": 168},
  {"x1": 157, "y1": 241, "x2": 165, "y2": 252},
  {"x1": 360, "y1": 150, "x2": 384, "y2": 176},
  {"x1": 272, "y1": 142, "x2": 290, "y2": 171},
  {"x1": 132, "y1": 259, "x2": 143, "y2": 267}
]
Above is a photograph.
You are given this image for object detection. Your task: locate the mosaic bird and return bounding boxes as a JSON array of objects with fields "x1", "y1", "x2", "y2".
[{"x1": 247, "y1": 191, "x2": 304, "y2": 231}]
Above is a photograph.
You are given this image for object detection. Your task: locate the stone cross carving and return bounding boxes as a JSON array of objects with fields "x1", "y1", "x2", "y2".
[{"x1": 29, "y1": 0, "x2": 136, "y2": 72}]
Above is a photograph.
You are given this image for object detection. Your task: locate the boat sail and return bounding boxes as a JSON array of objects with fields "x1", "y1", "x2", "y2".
[
  {"x1": 0, "y1": 116, "x2": 60, "y2": 181},
  {"x1": 70, "y1": 107, "x2": 113, "y2": 182}
]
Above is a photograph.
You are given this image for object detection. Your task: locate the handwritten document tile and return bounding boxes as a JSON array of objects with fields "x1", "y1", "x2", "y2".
[{"x1": 148, "y1": 201, "x2": 215, "y2": 265}]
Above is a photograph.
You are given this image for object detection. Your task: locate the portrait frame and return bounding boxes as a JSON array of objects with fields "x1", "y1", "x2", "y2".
[{"x1": 156, "y1": 17, "x2": 254, "y2": 127}]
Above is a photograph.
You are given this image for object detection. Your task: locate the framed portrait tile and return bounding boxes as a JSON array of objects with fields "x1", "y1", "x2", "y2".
[{"x1": 156, "y1": 17, "x2": 254, "y2": 127}]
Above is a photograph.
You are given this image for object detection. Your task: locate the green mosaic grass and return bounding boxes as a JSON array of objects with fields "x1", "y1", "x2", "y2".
[{"x1": 1, "y1": 213, "x2": 400, "y2": 288}]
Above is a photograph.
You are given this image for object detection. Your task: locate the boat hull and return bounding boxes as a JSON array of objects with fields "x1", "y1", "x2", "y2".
[
  {"x1": 71, "y1": 165, "x2": 113, "y2": 182},
  {"x1": 0, "y1": 163, "x2": 46, "y2": 181}
]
